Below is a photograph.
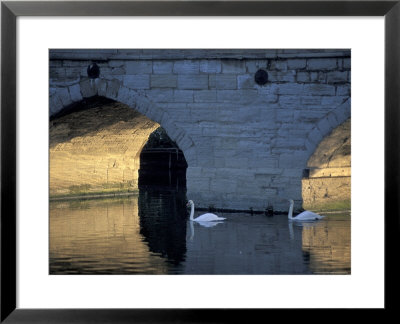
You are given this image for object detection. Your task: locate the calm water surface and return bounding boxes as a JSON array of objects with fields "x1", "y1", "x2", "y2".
[{"x1": 50, "y1": 189, "x2": 350, "y2": 275}]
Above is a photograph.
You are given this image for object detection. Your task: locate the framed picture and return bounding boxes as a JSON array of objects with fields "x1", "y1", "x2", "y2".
[{"x1": 1, "y1": 0, "x2": 397, "y2": 321}]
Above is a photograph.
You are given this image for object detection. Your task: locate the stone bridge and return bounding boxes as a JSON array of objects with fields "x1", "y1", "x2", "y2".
[{"x1": 49, "y1": 49, "x2": 351, "y2": 212}]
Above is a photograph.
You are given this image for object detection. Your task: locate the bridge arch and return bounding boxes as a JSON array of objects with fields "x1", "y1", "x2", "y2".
[
  {"x1": 304, "y1": 99, "x2": 351, "y2": 166},
  {"x1": 302, "y1": 117, "x2": 351, "y2": 211},
  {"x1": 49, "y1": 82, "x2": 195, "y2": 197},
  {"x1": 49, "y1": 79, "x2": 197, "y2": 166}
]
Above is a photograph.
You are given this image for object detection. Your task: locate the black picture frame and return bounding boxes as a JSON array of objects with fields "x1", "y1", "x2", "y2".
[{"x1": 1, "y1": 0, "x2": 398, "y2": 322}]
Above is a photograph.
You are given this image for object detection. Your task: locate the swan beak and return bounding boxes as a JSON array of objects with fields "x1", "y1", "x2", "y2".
[{"x1": 186, "y1": 202, "x2": 190, "y2": 207}]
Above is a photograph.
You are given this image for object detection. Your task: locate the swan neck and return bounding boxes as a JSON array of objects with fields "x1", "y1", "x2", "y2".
[
  {"x1": 190, "y1": 203, "x2": 194, "y2": 220},
  {"x1": 288, "y1": 202, "x2": 294, "y2": 219}
]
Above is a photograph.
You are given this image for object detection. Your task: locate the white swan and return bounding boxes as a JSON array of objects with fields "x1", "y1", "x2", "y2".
[
  {"x1": 288, "y1": 199, "x2": 325, "y2": 221},
  {"x1": 186, "y1": 200, "x2": 226, "y2": 222}
]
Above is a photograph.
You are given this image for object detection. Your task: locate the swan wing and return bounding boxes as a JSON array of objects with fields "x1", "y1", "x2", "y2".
[
  {"x1": 294, "y1": 210, "x2": 325, "y2": 221},
  {"x1": 193, "y1": 213, "x2": 226, "y2": 222}
]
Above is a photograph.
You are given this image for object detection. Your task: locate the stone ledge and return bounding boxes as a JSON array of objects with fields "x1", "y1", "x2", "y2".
[{"x1": 50, "y1": 49, "x2": 351, "y2": 61}]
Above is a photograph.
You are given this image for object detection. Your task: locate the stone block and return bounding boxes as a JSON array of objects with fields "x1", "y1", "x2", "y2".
[
  {"x1": 245, "y1": 60, "x2": 268, "y2": 73},
  {"x1": 316, "y1": 116, "x2": 332, "y2": 137},
  {"x1": 173, "y1": 60, "x2": 199, "y2": 74},
  {"x1": 153, "y1": 61, "x2": 174, "y2": 74},
  {"x1": 303, "y1": 84, "x2": 335, "y2": 96},
  {"x1": 270, "y1": 60, "x2": 288, "y2": 71},
  {"x1": 50, "y1": 60, "x2": 62, "y2": 68},
  {"x1": 321, "y1": 95, "x2": 348, "y2": 107},
  {"x1": 217, "y1": 90, "x2": 258, "y2": 103},
  {"x1": 255, "y1": 168, "x2": 282, "y2": 176},
  {"x1": 62, "y1": 60, "x2": 89, "y2": 67},
  {"x1": 186, "y1": 166, "x2": 202, "y2": 178},
  {"x1": 111, "y1": 67, "x2": 125, "y2": 75},
  {"x1": 125, "y1": 60, "x2": 152, "y2": 74},
  {"x1": 307, "y1": 58, "x2": 337, "y2": 70},
  {"x1": 282, "y1": 168, "x2": 303, "y2": 177},
  {"x1": 326, "y1": 112, "x2": 339, "y2": 129},
  {"x1": 276, "y1": 83, "x2": 303, "y2": 95},
  {"x1": 68, "y1": 84, "x2": 82, "y2": 102},
  {"x1": 96, "y1": 79, "x2": 108, "y2": 97},
  {"x1": 276, "y1": 109, "x2": 293, "y2": 122},
  {"x1": 80, "y1": 79, "x2": 97, "y2": 98},
  {"x1": 287, "y1": 59, "x2": 306, "y2": 69},
  {"x1": 279, "y1": 95, "x2": 301, "y2": 108},
  {"x1": 308, "y1": 127, "x2": 323, "y2": 145},
  {"x1": 190, "y1": 105, "x2": 217, "y2": 122},
  {"x1": 301, "y1": 96, "x2": 322, "y2": 106},
  {"x1": 237, "y1": 74, "x2": 256, "y2": 89},
  {"x1": 106, "y1": 79, "x2": 121, "y2": 99},
  {"x1": 178, "y1": 134, "x2": 195, "y2": 152},
  {"x1": 279, "y1": 151, "x2": 308, "y2": 168},
  {"x1": 150, "y1": 74, "x2": 177, "y2": 88},
  {"x1": 108, "y1": 60, "x2": 124, "y2": 68},
  {"x1": 221, "y1": 60, "x2": 246, "y2": 73},
  {"x1": 199, "y1": 60, "x2": 221, "y2": 73},
  {"x1": 327, "y1": 71, "x2": 348, "y2": 83},
  {"x1": 296, "y1": 72, "x2": 310, "y2": 83},
  {"x1": 178, "y1": 75, "x2": 208, "y2": 89},
  {"x1": 146, "y1": 89, "x2": 173, "y2": 103},
  {"x1": 209, "y1": 74, "x2": 237, "y2": 89},
  {"x1": 116, "y1": 86, "x2": 132, "y2": 105},
  {"x1": 187, "y1": 178, "x2": 211, "y2": 191},
  {"x1": 49, "y1": 94, "x2": 63, "y2": 115},
  {"x1": 274, "y1": 137, "x2": 305, "y2": 149},
  {"x1": 310, "y1": 72, "x2": 327, "y2": 83},
  {"x1": 268, "y1": 71, "x2": 296, "y2": 82},
  {"x1": 336, "y1": 84, "x2": 350, "y2": 96},
  {"x1": 210, "y1": 178, "x2": 237, "y2": 193},
  {"x1": 194, "y1": 90, "x2": 217, "y2": 102},
  {"x1": 294, "y1": 110, "x2": 326, "y2": 123},
  {"x1": 343, "y1": 58, "x2": 351, "y2": 69},
  {"x1": 225, "y1": 157, "x2": 249, "y2": 169},
  {"x1": 257, "y1": 84, "x2": 279, "y2": 96},
  {"x1": 247, "y1": 158, "x2": 278, "y2": 169},
  {"x1": 65, "y1": 67, "x2": 82, "y2": 79},
  {"x1": 173, "y1": 90, "x2": 193, "y2": 103},
  {"x1": 123, "y1": 75, "x2": 150, "y2": 89},
  {"x1": 50, "y1": 68, "x2": 66, "y2": 79}
]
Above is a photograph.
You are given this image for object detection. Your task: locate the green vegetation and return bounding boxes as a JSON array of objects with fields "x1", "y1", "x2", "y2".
[
  {"x1": 50, "y1": 182, "x2": 139, "y2": 201},
  {"x1": 303, "y1": 199, "x2": 351, "y2": 213}
]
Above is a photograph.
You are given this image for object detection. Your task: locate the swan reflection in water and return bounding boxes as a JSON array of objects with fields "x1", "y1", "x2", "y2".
[
  {"x1": 288, "y1": 220, "x2": 320, "y2": 241},
  {"x1": 187, "y1": 218, "x2": 224, "y2": 241}
]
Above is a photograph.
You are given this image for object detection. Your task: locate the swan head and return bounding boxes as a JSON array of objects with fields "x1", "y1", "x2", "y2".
[
  {"x1": 288, "y1": 199, "x2": 294, "y2": 205},
  {"x1": 186, "y1": 200, "x2": 194, "y2": 207}
]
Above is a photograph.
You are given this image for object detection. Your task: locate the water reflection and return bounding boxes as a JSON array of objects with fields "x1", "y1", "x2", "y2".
[
  {"x1": 288, "y1": 216, "x2": 351, "y2": 274},
  {"x1": 49, "y1": 196, "x2": 169, "y2": 274},
  {"x1": 50, "y1": 194, "x2": 351, "y2": 275},
  {"x1": 138, "y1": 188, "x2": 187, "y2": 266}
]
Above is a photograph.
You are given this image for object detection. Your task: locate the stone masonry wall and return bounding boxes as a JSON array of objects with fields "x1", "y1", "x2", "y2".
[{"x1": 49, "y1": 49, "x2": 351, "y2": 211}]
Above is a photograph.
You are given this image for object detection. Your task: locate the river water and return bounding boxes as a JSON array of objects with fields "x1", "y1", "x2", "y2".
[{"x1": 49, "y1": 187, "x2": 350, "y2": 275}]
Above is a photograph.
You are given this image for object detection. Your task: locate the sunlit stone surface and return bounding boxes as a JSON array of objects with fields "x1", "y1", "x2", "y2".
[
  {"x1": 302, "y1": 119, "x2": 351, "y2": 210},
  {"x1": 50, "y1": 100, "x2": 159, "y2": 196}
]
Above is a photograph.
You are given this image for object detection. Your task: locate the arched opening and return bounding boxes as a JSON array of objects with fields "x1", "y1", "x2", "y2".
[
  {"x1": 138, "y1": 127, "x2": 188, "y2": 189},
  {"x1": 302, "y1": 118, "x2": 351, "y2": 211},
  {"x1": 49, "y1": 96, "x2": 189, "y2": 271}
]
